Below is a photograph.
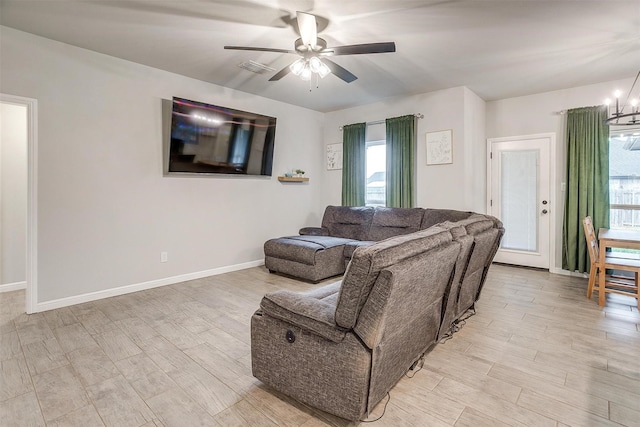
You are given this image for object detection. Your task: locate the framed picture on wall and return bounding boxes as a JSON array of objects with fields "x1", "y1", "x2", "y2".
[
  {"x1": 326, "y1": 143, "x2": 343, "y2": 170},
  {"x1": 426, "y1": 129, "x2": 453, "y2": 165}
]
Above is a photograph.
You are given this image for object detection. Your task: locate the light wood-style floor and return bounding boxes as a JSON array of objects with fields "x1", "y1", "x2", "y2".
[{"x1": 1, "y1": 264, "x2": 639, "y2": 426}]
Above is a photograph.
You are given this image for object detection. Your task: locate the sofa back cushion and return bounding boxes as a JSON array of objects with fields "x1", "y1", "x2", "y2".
[
  {"x1": 353, "y1": 240, "x2": 460, "y2": 349},
  {"x1": 367, "y1": 207, "x2": 425, "y2": 241},
  {"x1": 441, "y1": 215, "x2": 503, "y2": 317},
  {"x1": 321, "y1": 205, "x2": 375, "y2": 240},
  {"x1": 334, "y1": 226, "x2": 453, "y2": 329},
  {"x1": 457, "y1": 228, "x2": 500, "y2": 306},
  {"x1": 442, "y1": 215, "x2": 500, "y2": 273},
  {"x1": 421, "y1": 208, "x2": 474, "y2": 229}
]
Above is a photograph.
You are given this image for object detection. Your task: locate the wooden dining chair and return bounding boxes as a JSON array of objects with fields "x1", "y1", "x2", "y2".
[{"x1": 583, "y1": 216, "x2": 640, "y2": 308}]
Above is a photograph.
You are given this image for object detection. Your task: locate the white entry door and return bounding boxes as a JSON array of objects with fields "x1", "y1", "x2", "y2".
[{"x1": 488, "y1": 135, "x2": 553, "y2": 269}]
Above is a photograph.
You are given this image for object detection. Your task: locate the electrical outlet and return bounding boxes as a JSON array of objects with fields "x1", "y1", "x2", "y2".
[{"x1": 160, "y1": 251, "x2": 168, "y2": 263}]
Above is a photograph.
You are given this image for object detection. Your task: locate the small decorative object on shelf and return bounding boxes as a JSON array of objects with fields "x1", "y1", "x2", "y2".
[{"x1": 280, "y1": 169, "x2": 307, "y2": 181}]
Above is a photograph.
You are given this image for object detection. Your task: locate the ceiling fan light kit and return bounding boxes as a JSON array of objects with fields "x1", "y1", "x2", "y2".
[
  {"x1": 224, "y1": 11, "x2": 396, "y2": 87},
  {"x1": 290, "y1": 56, "x2": 331, "y2": 81}
]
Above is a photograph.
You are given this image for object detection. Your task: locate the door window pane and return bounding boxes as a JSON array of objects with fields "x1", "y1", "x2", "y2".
[{"x1": 501, "y1": 150, "x2": 538, "y2": 252}]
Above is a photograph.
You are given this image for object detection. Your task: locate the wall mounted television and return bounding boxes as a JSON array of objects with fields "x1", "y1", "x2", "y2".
[{"x1": 165, "y1": 97, "x2": 276, "y2": 177}]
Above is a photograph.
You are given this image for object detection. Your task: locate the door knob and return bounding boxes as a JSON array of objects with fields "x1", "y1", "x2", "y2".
[
  {"x1": 542, "y1": 209, "x2": 548, "y2": 214},
  {"x1": 542, "y1": 200, "x2": 548, "y2": 205}
]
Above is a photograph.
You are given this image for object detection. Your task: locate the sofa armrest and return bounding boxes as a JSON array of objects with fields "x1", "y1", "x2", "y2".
[
  {"x1": 299, "y1": 227, "x2": 329, "y2": 236},
  {"x1": 260, "y1": 289, "x2": 347, "y2": 343}
]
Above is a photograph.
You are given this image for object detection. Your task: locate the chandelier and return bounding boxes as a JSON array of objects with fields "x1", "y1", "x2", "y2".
[{"x1": 604, "y1": 70, "x2": 639, "y2": 126}]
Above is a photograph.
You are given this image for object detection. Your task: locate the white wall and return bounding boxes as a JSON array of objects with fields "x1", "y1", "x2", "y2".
[
  {"x1": 321, "y1": 86, "x2": 487, "y2": 212},
  {"x1": 0, "y1": 27, "x2": 325, "y2": 305},
  {"x1": 486, "y1": 77, "x2": 636, "y2": 272},
  {"x1": 0, "y1": 102, "x2": 27, "y2": 286},
  {"x1": 463, "y1": 87, "x2": 487, "y2": 211}
]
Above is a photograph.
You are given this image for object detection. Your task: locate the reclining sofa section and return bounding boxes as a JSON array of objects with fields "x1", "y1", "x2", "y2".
[
  {"x1": 254, "y1": 206, "x2": 504, "y2": 421},
  {"x1": 253, "y1": 226, "x2": 463, "y2": 420}
]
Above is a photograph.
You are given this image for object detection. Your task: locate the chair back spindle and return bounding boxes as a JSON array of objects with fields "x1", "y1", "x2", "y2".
[{"x1": 582, "y1": 216, "x2": 599, "y2": 262}]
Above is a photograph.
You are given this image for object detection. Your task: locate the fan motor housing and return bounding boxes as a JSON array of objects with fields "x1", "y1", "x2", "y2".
[{"x1": 295, "y1": 37, "x2": 327, "y2": 54}]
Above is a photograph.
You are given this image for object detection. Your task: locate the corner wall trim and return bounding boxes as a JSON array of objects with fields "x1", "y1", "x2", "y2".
[
  {"x1": 0, "y1": 281, "x2": 27, "y2": 293},
  {"x1": 34, "y1": 259, "x2": 264, "y2": 313}
]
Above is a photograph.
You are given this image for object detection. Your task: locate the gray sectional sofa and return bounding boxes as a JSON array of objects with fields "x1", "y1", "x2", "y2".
[
  {"x1": 253, "y1": 206, "x2": 504, "y2": 420},
  {"x1": 265, "y1": 205, "x2": 485, "y2": 282}
]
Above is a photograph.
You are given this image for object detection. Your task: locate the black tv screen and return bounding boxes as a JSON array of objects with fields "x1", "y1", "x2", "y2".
[{"x1": 167, "y1": 97, "x2": 276, "y2": 176}]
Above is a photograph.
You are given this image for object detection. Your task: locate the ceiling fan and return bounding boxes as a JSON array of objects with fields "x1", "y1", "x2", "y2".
[{"x1": 224, "y1": 11, "x2": 396, "y2": 83}]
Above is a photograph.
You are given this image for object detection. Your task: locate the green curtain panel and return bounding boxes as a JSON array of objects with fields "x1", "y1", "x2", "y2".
[
  {"x1": 385, "y1": 115, "x2": 416, "y2": 208},
  {"x1": 562, "y1": 105, "x2": 610, "y2": 273},
  {"x1": 341, "y1": 122, "x2": 366, "y2": 206}
]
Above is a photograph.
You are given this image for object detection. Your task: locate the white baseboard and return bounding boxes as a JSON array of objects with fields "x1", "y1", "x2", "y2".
[
  {"x1": 549, "y1": 267, "x2": 589, "y2": 278},
  {"x1": 0, "y1": 281, "x2": 27, "y2": 293},
  {"x1": 34, "y1": 259, "x2": 265, "y2": 313}
]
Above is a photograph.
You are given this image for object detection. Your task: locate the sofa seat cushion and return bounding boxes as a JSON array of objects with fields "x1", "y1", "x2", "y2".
[
  {"x1": 264, "y1": 235, "x2": 356, "y2": 265},
  {"x1": 260, "y1": 281, "x2": 346, "y2": 342}
]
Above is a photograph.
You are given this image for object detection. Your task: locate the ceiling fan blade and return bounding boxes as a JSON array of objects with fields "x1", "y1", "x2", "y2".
[
  {"x1": 268, "y1": 64, "x2": 293, "y2": 81},
  {"x1": 224, "y1": 46, "x2": 296, "y2": 54},
  {"x1": 323, "y1": 42, "x2": 396, "y2": 56},
  {"x1": 323, "y1": 59, "x2": 357, "y2": 83},
  {"x1": 296, "y1": 11, "x2": 317, "y2": 48}
]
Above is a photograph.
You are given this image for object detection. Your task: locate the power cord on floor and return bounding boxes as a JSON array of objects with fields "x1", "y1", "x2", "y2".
[
  {"x1": 439, "y1": 329, "x2": 454, "y2": 343},
  {"x1": 439, "y1": 307, "x2": 477, "y2": 344},
  {"x1": 405, "y1": 354, "x2": 425, "y2": 378},
  {"x1": 360, "y1": 392, "x2": 391, "y2": 423},
  {"x1": 458, "y1": 307, "x2": 477, "y2": 323}
]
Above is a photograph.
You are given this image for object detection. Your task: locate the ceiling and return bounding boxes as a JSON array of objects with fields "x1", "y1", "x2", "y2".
[{"x1": 1, "y1": 0, "x2": 639, "y2": 112}]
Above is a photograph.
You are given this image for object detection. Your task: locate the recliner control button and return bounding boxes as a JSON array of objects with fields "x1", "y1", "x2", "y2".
[{"x1": 286, "y1": 330, "x2": 295, "y2": 343}]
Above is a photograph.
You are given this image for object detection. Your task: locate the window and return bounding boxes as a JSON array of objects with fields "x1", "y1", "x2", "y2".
[
  {"x1": 365, "y1": 140, "x2": 385, "y2": 206},
  {"x1": 609, "y1": 128, "x2": 640, "y2": 230}
]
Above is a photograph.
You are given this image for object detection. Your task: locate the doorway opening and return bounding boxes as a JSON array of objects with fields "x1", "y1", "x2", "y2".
[{"x1": 0, "y1": 94, "x2": 38, "y2": 313}]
